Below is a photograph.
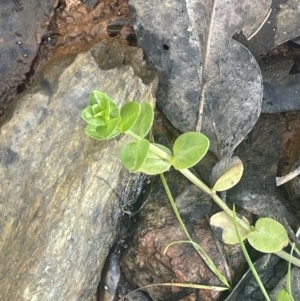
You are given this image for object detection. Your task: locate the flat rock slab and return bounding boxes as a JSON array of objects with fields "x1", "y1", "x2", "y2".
[{"x1": 0, "y1": 40, "x2": 157, "y2": 301}]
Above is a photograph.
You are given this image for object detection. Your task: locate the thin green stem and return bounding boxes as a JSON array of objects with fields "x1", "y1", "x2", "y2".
[
  {"x1": 160, "y1": 173, "x2": 230, "y2": 288},
  {"x1": 126, "y1": 131, "x2": 251, "y2": 232},
  {"x1": 180, "y1": 169, "x2": 251, "y2": 231},
  {"x1": 287, "y1": 248, "x2": 293, "y2": 296},
  {"x1": 159, "y1": 174, "x2": 192, "y2": 241},
  {"x1": 126, "y1": 130, "x2": 173, "y2": 162},
  {"x1": 275, "y1": 250, "x2": 300, "y2": 268},
  {"x1": 232, "y1": 205, "x2": 271, "y2": 301}
]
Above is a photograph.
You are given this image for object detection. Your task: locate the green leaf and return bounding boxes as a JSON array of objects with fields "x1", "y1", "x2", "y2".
[
  {"x1": 119, "y1": 101, "x2": 141, "y2": 132},
  {"x1": 108, "y1": 100, "x2": 119, "y2": 119},
  {"x1": 81, "y1": 106, "x2": 107, "y2": 126},
  {"x1": 96, "y1": 117, "x2": 121, "y2": 139},
  {"x1": 120, "y1": 143, "x2": 136, "y2": 170},
  {"x1": 173, "y1": 132, "x2": 210, "y2": 170},
  {"x1": 92, "y1": 104, "x2": 105, "y2": 117},
  {"x1": 89, "y1": 91, "x2": 119, "y2": 119},
  {"x1": 89, "y1": 91, "x2": 112, "y2": 106},
  {"x1": 211, "y1": 157, "x2": 243, "y2": 192},
  {"x1": 210, "y1": 211, "x2": 251, "y2": 244},
  {"x1": 120, "y1": 139, "x2": 150, "y2": 172},
  {"x1": 276, "y1": 290, "x2": 294, "y2": 301},
  {"x1": 85, "y1": 125, "x2": 103, "y2": 140},
  {"x1": 247, "y1": 218, "x2": 289, "y2": 253},
  {"x1": 138, "y1": 143, "x2": 172, "y2": 175},
  {"x1": 131, "y1": 102, "x2": 154, "y2": 138}
]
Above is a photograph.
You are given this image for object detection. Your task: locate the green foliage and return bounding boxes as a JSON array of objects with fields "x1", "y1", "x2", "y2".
[
  {"x1": 172, "y1": 132, "x2": 209, "y2": 170},
  {"x1": 211, "y1": 157, "x2": 243, "y2": 192},
  {"x1": 121, "y1": 139, "x2": 150, "y2": 172},
  {"x1": 82, "y1": 106, "x2": 106, "y2": 126},
  {"x1": 276, "y1": 290, "x2": 294, "y2": 301},
  {"x1": 130, "y1": 102, "x2": 154, "y2": 138},
  {"x1": 137, "y1": 144, "x2": 172, "y2": 175},
  {"x1": 82, "y1": 91, "x2": 298, "y2": 297},
  {"x1": 81, "y1": 91, "x2": 121, "y2": 140},
  {"x1": 210, "y1": 211, "x2": 250, "y2": 244},
  {"x1": 119, "y1": 101, "x2": 141, "y2": 133},
  {"x1": 247, "y1": 218, "x2": 289, "y2": 253},
  {"x1": 232, "y1": 205, "x2": 272, "y2": 301},
  {"x1": 89, "y1": 90, "x2": 119, "y2": 118}
]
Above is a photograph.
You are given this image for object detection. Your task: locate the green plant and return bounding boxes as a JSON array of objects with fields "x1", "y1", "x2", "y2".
[
  {"x1": 276, "y1": 228, "x2": 300, "y2": 301},
  {"x1": 82, "y1": 91, "x2": 300, "y2": 297}
]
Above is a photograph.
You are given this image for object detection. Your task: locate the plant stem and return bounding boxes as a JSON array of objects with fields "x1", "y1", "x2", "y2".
[
  {"x1": 232, "y1": 205, "x2": 271, "y2": 301},
  {"x1": 159, "y1": 173, "x2": 230, "y2": 288},
  {"x1": 126, "y1": 130, "x2": 173, "y2": 162},
  {"x1": 275, "y1": 250, "x2": 300, "y2": 268},
  {"x1": 180, "y1": 168, "x2": 251, "y2": 231},
  {"x1": 126, "y1": 130, "x2": 250, "y2": 232},
  {"x1": 159, "y1": 173, "x2": 192, "y2": 241}
]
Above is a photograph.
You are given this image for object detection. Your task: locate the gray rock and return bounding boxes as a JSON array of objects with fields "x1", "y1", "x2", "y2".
[
  {"x1": 225, "y1": 254, "x2": 287, "y2": 301},
  {"x1": 291, "y1": 36, "x2": 300, "y2": 46},
  {"x1": 0, "y1": 0, "x2": 56, "y2": 115},
  {"x1": 270, "y1": 267, "x2": 300, "y2": 300},
  {"x1": 257, "y1": 54, "x2": 300, "y2": 113},
  {"x1": 129, "y1": 0, "x2": 202, "y2": 132},
  {"x1": 227, "y1": 114, "x2": 298, "y2": 229},
  {"x1": 236, "y1": 0, "x2": 300, "y2": 56},
  {"x1": 130, "y1": 0, "x2": 269, "y2": 158},
  {"x1": 0, "y1": 39, "x2": 158, "y2": 301},
  {"x1": 175, "y1": 184, "x2": 212, "y2": 220}
]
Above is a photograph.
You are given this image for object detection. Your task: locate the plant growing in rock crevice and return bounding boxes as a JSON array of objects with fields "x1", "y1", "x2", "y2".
[{"x1": 82, "y1": 91, "x2": 299, "y2": 299}]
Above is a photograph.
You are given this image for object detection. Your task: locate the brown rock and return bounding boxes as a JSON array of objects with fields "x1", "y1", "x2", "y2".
[{"x1": 121, "y1": 171, "x2": 229, "y2": 301}]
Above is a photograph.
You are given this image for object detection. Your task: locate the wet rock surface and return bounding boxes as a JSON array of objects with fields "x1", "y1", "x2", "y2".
[
  {"x1": 0, "y1": 0, "x2": 55, "y2": 115},
  {"x1": 0, "y1": 0, "x2": 133, "y2": 118},
  {"x1": 0, "y1": 39, "x2": 157, "y2": 301}
]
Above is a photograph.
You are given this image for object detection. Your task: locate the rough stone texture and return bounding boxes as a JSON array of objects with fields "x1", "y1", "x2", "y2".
[
  {"x1": 121, "y1": 171, "x2": 241, "y2": 301},
  {"x1": 237, "y1": 0, "x2": 300, "y2": 56},
  {"x1": 0, "y1": 39, "x2": 158, "y2": 301},
  {"x1": 129, "y1": 0, "x2": 202, "y2": 132},
  {"x1": 270, "y1": 267, "x2": 300, "y2": 300},
  {"x1": 226, "y1": 114, "x2": 299, "y2": 229},
  {"x1": 0, "y1": 0, "x2": 56, "y2": 115},
  {"x1": 225, "y1": 254, "x2": 288, "y2": 301},
  {"x1": 130, "y1": 0, "x2": 269, "y2": 158},
  {"x1": 257, "y1": 54, "x2": 300, "y2": 113}
]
